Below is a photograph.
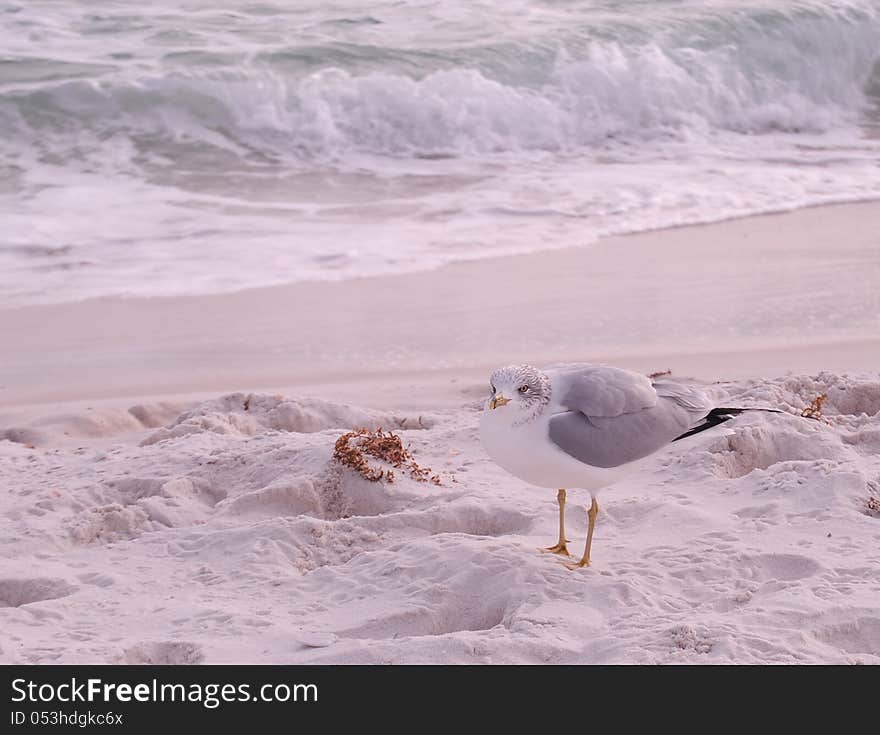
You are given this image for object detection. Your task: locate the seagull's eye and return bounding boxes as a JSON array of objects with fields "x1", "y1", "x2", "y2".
[
  {"x1": 518, "y1": 385, "x2": 529, "y2": 394},
  {"x1": 490, "y1": 384, "x2": 496, "y2": 394}
]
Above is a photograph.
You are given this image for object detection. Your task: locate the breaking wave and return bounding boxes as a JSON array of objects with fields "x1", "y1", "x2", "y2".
[{"x1": 1, "y1": 4, "x2": 878, "y2": 165}]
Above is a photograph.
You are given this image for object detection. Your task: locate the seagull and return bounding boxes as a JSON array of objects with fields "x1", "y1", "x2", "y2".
[{"x1": 479, "y1": 363, "x2": 771, "y2": 569}]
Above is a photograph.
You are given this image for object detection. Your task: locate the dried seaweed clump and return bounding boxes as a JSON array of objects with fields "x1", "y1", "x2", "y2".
[
  {"x1": 801, "y1": 394, "x2": 828, "y2": 420},
  {"x1": 333, "y1": 428, "x2": 441, "y2": 485}
]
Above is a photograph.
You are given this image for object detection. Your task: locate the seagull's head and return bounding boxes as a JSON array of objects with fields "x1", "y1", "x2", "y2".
[{"x1": 486, "y1": 364, "x2": 551, "y2": 421}]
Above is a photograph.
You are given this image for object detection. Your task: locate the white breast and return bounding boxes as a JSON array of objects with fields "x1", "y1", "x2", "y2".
[{"x1": 478, "y1": 408, "x2": 626, "y2": 492}]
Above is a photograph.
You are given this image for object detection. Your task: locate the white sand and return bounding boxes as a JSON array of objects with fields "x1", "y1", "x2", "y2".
[
  {"x1": 1, "y1": 203, "x2": 879, "y2": 663},
  {"x1": 2, "y1": 201, "x2": 879, "y2": 409}
]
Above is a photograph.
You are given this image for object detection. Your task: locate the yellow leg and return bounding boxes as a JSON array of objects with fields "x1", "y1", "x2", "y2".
[
  {"x1": 565, "y1": 497, "x2": 599, "y2": 569},
  {"x1": 540, "y1": 488, "x2": 571, "y2": 556}
]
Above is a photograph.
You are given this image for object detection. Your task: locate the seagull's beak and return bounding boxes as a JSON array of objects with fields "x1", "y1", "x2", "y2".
[{"x1": 489, "y1": 394, "x2": 511, "y2": 410}]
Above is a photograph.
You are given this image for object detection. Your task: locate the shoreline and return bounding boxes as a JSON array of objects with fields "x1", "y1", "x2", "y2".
[
  {"x1": 7, "y1": 195, "x2": 880, "y2": 313},
  {"x1": 2, "y1": 201, "x2": 878, "y2": 413}
]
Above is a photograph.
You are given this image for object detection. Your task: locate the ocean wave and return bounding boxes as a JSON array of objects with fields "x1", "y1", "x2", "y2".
[{"x1": 0, "y1": 4, "x2": 878, "y2": 165}]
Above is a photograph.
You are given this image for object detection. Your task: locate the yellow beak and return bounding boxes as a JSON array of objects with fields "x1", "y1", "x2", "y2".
[{"x1": 489, "y1": 394, "x2": 511, "y2": 410}]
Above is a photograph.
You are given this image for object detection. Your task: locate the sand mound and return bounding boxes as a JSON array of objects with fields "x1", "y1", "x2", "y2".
[
  {"x1": 725, "y1": 372, "x2": 880, "y2": 419},
  {"x1": 141, "y1": 393, "x2": 435, "y2": 445},
  {"x1": 0, "y1": 400, "x2": 189, "y2": 447}
]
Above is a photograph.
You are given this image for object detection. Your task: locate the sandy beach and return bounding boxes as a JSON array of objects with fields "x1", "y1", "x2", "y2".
[
  {"x1": 3, "y1": 201, "x2": 879, "y2": 411},
  {"x1": 1, "y1": 203, "x2": 879, "y2": 664}
]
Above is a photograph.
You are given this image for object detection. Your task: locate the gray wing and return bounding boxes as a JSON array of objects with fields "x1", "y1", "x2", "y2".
[
  {"x1": 545, "y1": 364, "x2": 658, "y2": 417},
  {"x1": 546, "y1": 366, "x2": 712, "y2": 468}
]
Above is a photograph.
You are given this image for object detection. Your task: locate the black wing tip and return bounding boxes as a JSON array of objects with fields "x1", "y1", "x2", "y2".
[{"x1": 672, "y1": 406, "x2": 781, "y2": 443}]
